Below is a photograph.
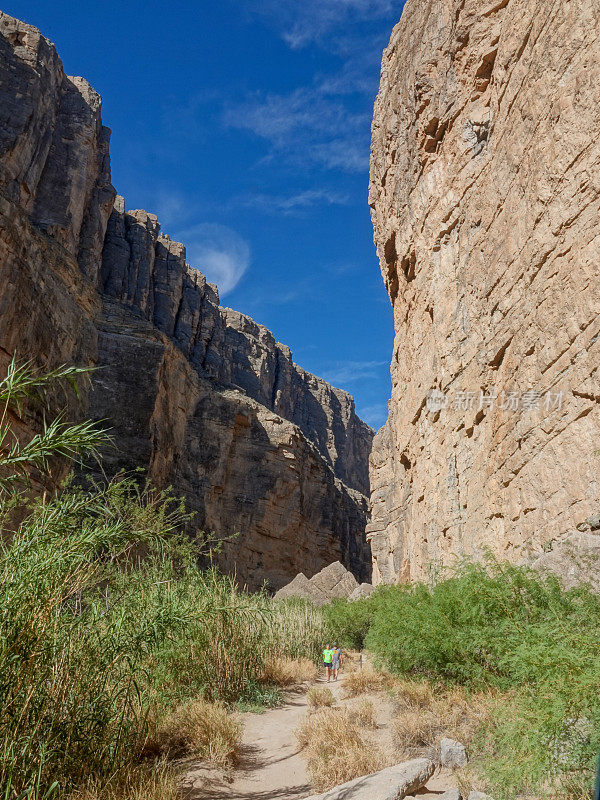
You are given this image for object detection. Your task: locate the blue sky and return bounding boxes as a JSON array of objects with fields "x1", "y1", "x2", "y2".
[{"x1": 6, "y1": 0, "x2": 404, "y2": 429}]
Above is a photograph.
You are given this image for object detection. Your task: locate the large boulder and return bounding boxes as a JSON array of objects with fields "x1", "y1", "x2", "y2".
[
  {"x1": 274, "y1": 561, "x2": 363, "y2": 605},
  {"x1": 303, "y1": 757, "x2": 435, "y2": 800},
  {"x1": 348, "y1": 582, "x2": 376, "y2": 602},
  {"x1": 440, "y1": 738, "x2": 467, "y2": 769},
  {"x1": 531, "y1": 532, "x2": 600, "y2": 590}
]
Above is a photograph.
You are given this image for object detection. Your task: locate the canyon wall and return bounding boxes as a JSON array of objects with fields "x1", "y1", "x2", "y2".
[
  {"x1": 0, "y1": 11, "x2": 372, "y2": 589},
  {"x1": 368, "y1": 0, "x2": 600, "y2": 583}
]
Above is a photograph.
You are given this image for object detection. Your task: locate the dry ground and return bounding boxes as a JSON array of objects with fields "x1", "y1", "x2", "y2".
[{"x1": 180, "y1": 654, "x2": 472, "y2": 799}]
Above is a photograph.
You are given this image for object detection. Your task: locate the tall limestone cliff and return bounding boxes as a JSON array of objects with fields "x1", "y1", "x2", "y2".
[
  {"x1": 0, "y1": 11, "x2": 372, "y2": 590},
  {"x1": 368, "y1": 0, "x2": 600, "y2": 583}
]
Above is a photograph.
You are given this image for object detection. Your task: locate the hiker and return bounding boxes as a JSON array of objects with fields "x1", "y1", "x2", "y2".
[
  {"x1": 331, "y1": 642, "x2": 343, "y2": 681},
  {"x1": 322, "y1": 642, "x2": 334, "y2": 681}
]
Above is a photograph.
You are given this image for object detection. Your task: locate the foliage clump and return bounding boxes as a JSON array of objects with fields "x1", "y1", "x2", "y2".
[
  {"x1": 325, "y1": 559, "x2": 600, "y2": 799},
  {"x1": 0, "y1": 361, "x2": 326, "y2": 798}
]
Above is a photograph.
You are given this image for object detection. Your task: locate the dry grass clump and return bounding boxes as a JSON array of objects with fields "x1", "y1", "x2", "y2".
[
  {"x1": 391, "y1": 679, "x2": 492, "y2": 758},
  {"x1": 145, "y1": 698, "x2": 241, "y2": 766},
  {"x1": 306, "y1": 686, "x2": 335, "y2": 708},
  {"x1": 392, "y1": 708, "x2": 441, "y2": 753},
  {"x1": 341, "y1": 667, "x2": 393, "y2": 698},
  {"x1": 393, "y1": 677, "x2": 436, "y2": 709},
  {"x1": 68, "y1": 763, "x2": 179, "y2": 800},
  {"x1": 339, "y1": 650, "x2": 362, "y2": 673},
  {"x1": 296, "y1": 708, "x2": 385, "y2": 791},
  {"x1": 347, "y1": 698, "x2": 377, "y2": 729},
  {"x1": 261, "y1": 656, "x2": 318, "y2": 686}
]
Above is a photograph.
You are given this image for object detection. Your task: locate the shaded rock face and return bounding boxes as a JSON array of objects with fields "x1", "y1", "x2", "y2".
[
  {"x1": 0, "y1": 12, "x2": 110, "y2": 495},
  {"x1": 91, "y1": 302, "x2": 370, "y2": 590},
  {"x1": 0, "y1": 12, "x2": 372, "y2": 590},
  {"x1": 100, "y1": 201, "x2": 373, "y2": 496},
  {"x1": 368, "y1": 0, "x2": 600, "y2": 584}
]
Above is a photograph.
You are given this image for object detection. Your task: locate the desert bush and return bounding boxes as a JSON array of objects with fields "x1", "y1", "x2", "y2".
[
  {"x1": 392, "y1": 708, "x2": 440, "y2": 753},
  {"x1": 269, "y1": 597, "x2": 326, "y2": 662},
  {"x1": 68, "y1": 763, "x2": 179, "y2": 800},
  {"x1": 341, "y1": 667, "x2": 393, "y2": 698},
  {"x1": 261, "y1": 656, "x2": 318, "y2": 687},
  {"x1": 145, "y1": 698, "x2": 241, "y2": 765},
  {"x1": 0, "y1": 477, "x2": 198, "y2": 794},
  {"x1": 347, "y1": 698, "x2": 377, "y2": 729},
  {"x1": 306, "y1": 686, "x2": 335, "y2": 708},
  {"x1": 296, "y1": 708, "x2": 384, "y2": 791},
  {"x1": 391, "y1": 679, "x2": 489, "y2": 755},
  {"x1": 323, "y1": 595, "x2": 375, "y2": 649},
  {"x1": 159, "y1": 579, "x2": 325, "y2": 705},
  {"x1": 357, "y1": 558, "x2": 600, "y2": 798},
  {"x1": 392, "y1": 678, "x2": 436, "y2": 710}
]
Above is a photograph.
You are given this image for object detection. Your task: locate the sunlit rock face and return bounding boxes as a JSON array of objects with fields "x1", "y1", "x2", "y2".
[
  {"x1": 368, "y1": 0, "x2": 600, "y2": 584},
  {"x1": 0, "y1": 11, "x2": 372, "y2": 590}
]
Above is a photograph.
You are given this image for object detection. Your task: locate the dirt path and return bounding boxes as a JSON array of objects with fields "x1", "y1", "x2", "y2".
[
  {"x1": 181, "y1": 678, "x2": 345, "y2": 800},
  {"x1": 181, "y1": 675, "x2": 459, "y2": 800}
]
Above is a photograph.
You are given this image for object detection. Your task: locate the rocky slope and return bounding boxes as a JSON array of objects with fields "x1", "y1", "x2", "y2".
[
  {"x1": 0, "y1": 11, "x2": 372, "y2": 589},
  {"x1": 368, "y1": 0, "x2": 600, "y2": 583}
]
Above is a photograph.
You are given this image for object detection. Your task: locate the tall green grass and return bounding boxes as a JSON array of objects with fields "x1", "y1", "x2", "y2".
[
  {"x1": 0, "y1": 478, "x2": 326, "y2": 797},
  {"x1": 325, "y1": 559, "x2": 600, "y2": 799},
  {"x1": 0, "y1": 362, "x2": 326, "y2": 798}
]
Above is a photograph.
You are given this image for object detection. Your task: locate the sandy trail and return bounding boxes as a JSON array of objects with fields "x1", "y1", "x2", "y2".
[
  {"x1": 181, "y1": 678, "x2": 344, "y2": 800},
  {"x1": 181, "y1": 674, "x2": 458, "y2": 799}
]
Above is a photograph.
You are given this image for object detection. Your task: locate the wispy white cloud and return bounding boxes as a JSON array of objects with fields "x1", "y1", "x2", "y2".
[
  {"x1": 223, "y1": 85, "x2": 370, "y2": 173},
  {"x1": 235, "y1": 188, "x2": 350, "y2": 214},
  {"x1": 245, "y1": 0, "x2": 395, "y2": 50},
  {"x1": 224, "y1": 87, "x2": 367, "y2": 143},
  {"x1": 308, "y1": 139, "x2": 369, "y2": 172},
  {"x1": 359, "y1": 402, "x2": 389, "y2": 429},
  {"x1": 144, "y1": 191, "x2": 187, "y2": 228},
  {"x1": 181, "y1": 223, "x2": 250, "y2": 295},
  {"x1": 239, "y1": 281, "x2": 313, "y2": 318},
  {"x1": 326, "y1": 262, "x2": 360, "y2": 276},
  {"x1": 321, "y1": 360, "x2": 388, "y2": 386}
]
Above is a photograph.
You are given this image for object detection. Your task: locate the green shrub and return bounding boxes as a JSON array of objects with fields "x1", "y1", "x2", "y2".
[
  {"x1": 323, "y1": 595, "x2": 375, "y2": 649},
  {"x1": 0, "y1": 478, "x2": 192, "y2": 793},
  {"x1": 359, "y1": 559, "x2": 600, "y2": 798}
]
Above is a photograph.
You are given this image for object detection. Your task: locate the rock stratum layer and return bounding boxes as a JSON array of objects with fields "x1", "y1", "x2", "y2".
[
  {"x1": 369, "y1": 0, "x2": 600, "y2": 583},
  {"x1": 0, "y1": 12, "x2": 372, "y2": 590}
]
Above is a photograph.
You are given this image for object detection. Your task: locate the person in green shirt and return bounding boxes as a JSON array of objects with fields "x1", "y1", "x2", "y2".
[{"x1": 322, "y1": 643, "x2": 334, "y2": 682}]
